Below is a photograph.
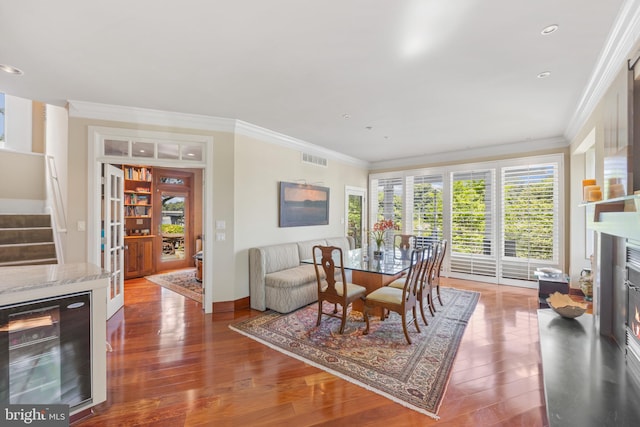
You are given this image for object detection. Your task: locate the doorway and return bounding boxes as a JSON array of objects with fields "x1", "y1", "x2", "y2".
[
  {"x1": 346, "y1": 186, "x2": 367, "y2": 249},
  {"x1": 154, "y1": 168, "x2": 194, "y2": 272}
]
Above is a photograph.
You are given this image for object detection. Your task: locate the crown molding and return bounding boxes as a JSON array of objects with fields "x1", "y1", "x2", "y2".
[
  {"x1": 67, "y1": 100, "x2": 237, "y2": 133},
  {"x1": 233, "y1": 120, "x2": 369, "y2": 168},
  {"x1": 68, "y1": 100, "x2": 369, "y2": 168},
  {"x1": 564, "y1": 0, "x2": 640, "y2": 141},
  {"x1": 369, "y1": 136, "x2": 568, "y2": 171}
]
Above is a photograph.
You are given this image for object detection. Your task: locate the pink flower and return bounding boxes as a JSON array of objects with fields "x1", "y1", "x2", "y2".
[{"x1": 369, "y1": 219, "x2": 399, "y2": 249}]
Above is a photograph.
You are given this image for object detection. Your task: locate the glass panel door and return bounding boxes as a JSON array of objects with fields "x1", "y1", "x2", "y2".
[
  {"x1": 104, "y1": 164, "x2": 124, "y2": 318},
  {"x1": 160, "y1": 193, "x2": 187, "y2": 263},
  {"x1": 154, "y1": 168, "x2": 194, "y2": 272},
  {"x1": 345, "y1": 187, "x2": 366, "y2": 249}
]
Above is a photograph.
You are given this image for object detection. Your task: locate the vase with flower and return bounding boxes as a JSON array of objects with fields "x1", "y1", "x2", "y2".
[{"x1": 369, "y1": 219, "x2": 398, "y2": 260}]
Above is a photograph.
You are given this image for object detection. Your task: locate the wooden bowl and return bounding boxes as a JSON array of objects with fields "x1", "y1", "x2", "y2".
[{"x1": 546, "y1": 292, "x2": 587, "y2": 319}]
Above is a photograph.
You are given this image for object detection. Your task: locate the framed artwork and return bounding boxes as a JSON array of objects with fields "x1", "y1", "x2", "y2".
[{"x1": 279, "y1": 181, "x2": 329, "y2": 227}]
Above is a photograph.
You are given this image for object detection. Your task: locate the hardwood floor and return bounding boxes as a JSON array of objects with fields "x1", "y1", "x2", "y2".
[{"x1": 76, "y1": 277, "x2": 549, "y2": 426}]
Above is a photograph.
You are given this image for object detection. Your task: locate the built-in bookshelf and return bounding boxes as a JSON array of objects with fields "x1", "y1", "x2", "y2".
[{"x1": 123, "y1": 165, "x2": 153, "y2": 237}]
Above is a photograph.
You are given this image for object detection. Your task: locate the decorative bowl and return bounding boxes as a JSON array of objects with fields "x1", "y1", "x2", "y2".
[{"x1": 546, "y1": 292, "x2": 587, "y2": 319}]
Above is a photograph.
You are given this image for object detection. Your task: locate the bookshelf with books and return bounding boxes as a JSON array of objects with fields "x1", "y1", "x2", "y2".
[
  {"x1": 123, "y1": 165, "x2": 153, "y2": 237},
  {"x1": 123, "y1": 165, "x2": 154, "y2": 278}
]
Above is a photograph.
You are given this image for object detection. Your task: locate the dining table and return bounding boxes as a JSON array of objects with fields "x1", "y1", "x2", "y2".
[{"x1": 302, "y1": 247, "x2": 413, "y2": 314}]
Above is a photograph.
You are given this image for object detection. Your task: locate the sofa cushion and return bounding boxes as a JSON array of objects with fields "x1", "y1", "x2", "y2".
[
  {"x1": 265, "y1": 264, "x2": 321, "y2": 289},
  {"x1": 297, "y1": 239, "x2": 328, "y2": 261},
  {"x1": 262, "y1": 243, "x2": 300, "y2": 274},
  {"x1": 325, "y1": 236, "x2": 352, "y2": 254}
]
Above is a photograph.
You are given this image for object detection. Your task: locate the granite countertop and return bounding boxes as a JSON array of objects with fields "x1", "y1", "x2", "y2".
[
  {"x1": 538, "y1": 309, "x2": 640, "y2": 426},
  {"x1": 0, "y1": 262, "x2": 109, "y2": 296}
]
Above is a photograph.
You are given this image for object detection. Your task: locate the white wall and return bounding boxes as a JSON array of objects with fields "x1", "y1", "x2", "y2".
[
  {"x1": 4, "y1": 95, "x2": 32, "y2": 152},
  {"x1": 0, "y1": 150, "x2": 45, "y2": 212},
  {"x1": 45, "y1": 104, "x2": 69, "y2": 255},
  {"x1": 568, "y1": 64, "x2": 631, "y2": 285},
  {"x1": 233, "y1": 133, "x2": 369, "y2": 300}
]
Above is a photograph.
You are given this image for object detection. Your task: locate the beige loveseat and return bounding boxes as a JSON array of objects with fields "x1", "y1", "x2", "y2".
[{"x1": 249, "y1": 236, "x2": 355, "y2": 313}]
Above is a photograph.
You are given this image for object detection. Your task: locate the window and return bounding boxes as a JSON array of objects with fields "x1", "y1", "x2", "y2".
[
  {"x1": 369, "y1": 154, "x2": 563, "y2": 286},
  {"x1": 408, "y1": 174, "x2": 443, "y2": 246},
  {"x1": 450, "y1": 170, "x2": 496, "y2": 277},
  {"x1": 373, "y1": 176, "x2": 403, "y2": 247},
  {"x1": 500, "y1": 163, "x2": 559, "y2": 280}
]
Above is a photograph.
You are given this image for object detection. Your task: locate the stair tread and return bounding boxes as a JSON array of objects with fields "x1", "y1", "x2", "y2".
[
  {"x1": 0, "y1": 258, "x2": 58, "y2": 267},
  {"x1": 0, "y1": 242, "x2": 56, "y2": 247}
]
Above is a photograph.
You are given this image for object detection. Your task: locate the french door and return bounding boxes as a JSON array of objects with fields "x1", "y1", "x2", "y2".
[
  {"x1": 154, "y1": 168, "x2": 194, "y2": 272},
  {"x1": 104, "y1": 164, "x2": 125, "y2": 318},
  {"x1": 346, "y1": 186, "x2": 367, "y2": 249}
]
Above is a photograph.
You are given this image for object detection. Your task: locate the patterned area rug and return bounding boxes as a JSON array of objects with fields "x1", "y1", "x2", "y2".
[
  {"x1": 229, "y1": 287, "x2": 479, "y2": 419},
  {"x1": 146, "y1": 268, "x2": 202, "y2": 303}
]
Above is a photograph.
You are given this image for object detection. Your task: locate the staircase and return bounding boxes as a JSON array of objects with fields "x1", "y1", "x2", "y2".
[{"x1": 0, "y1": 214, "x2": 58, "y2": 266}]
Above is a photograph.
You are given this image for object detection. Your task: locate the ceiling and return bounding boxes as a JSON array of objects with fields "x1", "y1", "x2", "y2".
[{"x1": 1, "y1": 1, "x2": 637, "y2": 166}]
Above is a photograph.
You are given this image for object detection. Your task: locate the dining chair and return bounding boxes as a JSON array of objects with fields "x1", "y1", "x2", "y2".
[
  {"x1": 387, "y1": 244, "x2": 436, "y2": 326},
  {"x1": 312, "y1": 245, "x2": 367, "y2": 334},
  {"x1": 433, "y1": 239, "x2": 448, "y2": 306},
  {"x1": 363, "y1": 247, "x2": 426, "y2": 344},
  {"x1": 394, "y1": 234, "x2": 416, "y2": 261}
]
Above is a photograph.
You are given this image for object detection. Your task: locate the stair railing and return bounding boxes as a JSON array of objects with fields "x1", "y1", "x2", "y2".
[{"x1": 46, "y1": 155, "x2": 67, "y2": 264}]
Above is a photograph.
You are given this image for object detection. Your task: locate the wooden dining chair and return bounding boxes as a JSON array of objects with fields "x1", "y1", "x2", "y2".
[
  {"x1": 387, "y1": 244, "x2": 436, "y2": 326},
  {"x1": 394, "y1": 234, "x2": 416, "y2": 260},
  {"x1": 363, "y1": 247, "x2": 426, "y2": 344},
  {"x1": 312, "y1": 245, "x2": 367, "y2": 334},
  {"x1": 433, "y1": 239, "x2": 447, "y2": 306}
]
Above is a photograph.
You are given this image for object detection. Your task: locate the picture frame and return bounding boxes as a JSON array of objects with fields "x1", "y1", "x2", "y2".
[{"x1": 279, "y1": 181, "x2": 330, "y2": 227}]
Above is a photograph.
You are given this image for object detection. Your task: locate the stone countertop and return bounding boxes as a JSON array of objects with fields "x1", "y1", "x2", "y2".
[
  {"x1": 538, "y1": 309, "x2": 640, "y2": 426},
  {"x1": 0, "y1": 262, "x2": 109, "y2": 296}
]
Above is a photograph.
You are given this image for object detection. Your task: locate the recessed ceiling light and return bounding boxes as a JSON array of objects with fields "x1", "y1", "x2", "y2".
[
  {"x1": 342, "y1": 114, "x2": 351, "y2": 119},
  {"x1": 0, "y1": 64, "x2": 24, "y2": 75},
  {"x1": 541, "y1": 24, "x2": 559, "y2": 35},
  {"x1": 187, "y1": 153, "x2": 195, "y2": 156},
  {"x1": 537, "y1": 71, "x2": 551, "y2": 79},
  {"x1": 365, "y1": 126, "x2": 373, "y2": 130}
]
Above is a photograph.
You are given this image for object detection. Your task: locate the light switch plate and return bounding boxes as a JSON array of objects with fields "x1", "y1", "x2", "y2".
[{"x1": 216, "y1": 220, "x2": 226, "y2": 230}]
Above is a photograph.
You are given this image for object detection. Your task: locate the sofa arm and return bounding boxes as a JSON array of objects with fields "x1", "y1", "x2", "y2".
[{"x1": 249, "y1": 247, "x2": 267, "y2": 310}]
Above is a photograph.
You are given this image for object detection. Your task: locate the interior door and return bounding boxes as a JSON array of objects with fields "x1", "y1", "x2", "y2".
[
  {"x1": 154, "y1": 168, "x2": 194, "y2": 272},
  {"x1": 346, "y1": 186, "x2": 367, "y2": 249},
  {"x1": 104, "y1": 164, "x2": 125, "y2": 318}
]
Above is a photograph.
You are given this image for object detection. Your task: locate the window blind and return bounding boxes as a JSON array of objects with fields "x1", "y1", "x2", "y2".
[
  {"x1": 450, "y1": 170, "x2": 495, "y2": 277},
  {"x1": 500, "y1": 162, "x2": 559, "y2": 280},
  {"x1": 409, "y1": 174, "x2": 443, "y2": 247},
  {"x1": 374, "y1": 177, "x2": 403, "y2": 247}
]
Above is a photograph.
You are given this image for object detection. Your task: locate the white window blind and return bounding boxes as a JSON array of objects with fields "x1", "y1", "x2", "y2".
[
  {"x1": 409, "y1": 174, "x2": 443, "y2": 247},
  {"x1": 374, "y1": 177, "x2": 403, "y2": 247},
  {"x1": 501, "y1": 162, "x2": 559, "y2": 280},
  {"x1": 450, "y1": 170, "x2": 496, "y2": 277}
]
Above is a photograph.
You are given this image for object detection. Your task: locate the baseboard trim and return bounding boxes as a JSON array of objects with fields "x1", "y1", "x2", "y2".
[{"x1": 212, "y1": 296, "x2": 250, "y2": 313}]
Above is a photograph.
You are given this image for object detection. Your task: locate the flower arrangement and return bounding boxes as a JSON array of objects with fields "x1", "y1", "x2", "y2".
[{"x1": 369, "y1": 219, "x2": 398, "y2": 251}]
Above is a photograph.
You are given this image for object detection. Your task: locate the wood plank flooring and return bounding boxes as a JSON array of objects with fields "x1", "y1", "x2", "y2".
[{"x1": 76, "y1": 277, "x2": 549, "y2": 426}]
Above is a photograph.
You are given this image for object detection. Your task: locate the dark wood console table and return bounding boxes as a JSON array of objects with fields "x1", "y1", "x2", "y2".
[{"x1": 538, "y1": 309, "x2": 640, "y2": 426}]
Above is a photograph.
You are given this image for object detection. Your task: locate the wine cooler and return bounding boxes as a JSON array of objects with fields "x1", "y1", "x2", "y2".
[{"x1": 0, "y1": 291, "x2": 92, "y2": 410}]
